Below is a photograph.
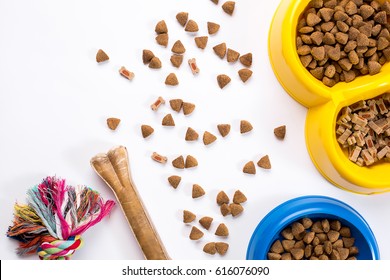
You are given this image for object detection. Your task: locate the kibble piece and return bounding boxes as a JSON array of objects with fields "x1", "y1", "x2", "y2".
[
  {"x1": 192, "y1": 184, "x2": 206, "y2": 198},
  {"x1": 349, "y1": 246, "x2": 359, "y2": 256},
  {"x1": 185, "y1": 155, "x2": 198, "y2": 168},
  {"x1": 238, "y1": 69, "x2": 253, "y2": 83},
  {"x1": 307, "y1": 12, "x2": 322, "y2": 26},
  {"x1": 213, "y1": 43, "x2": 227, "y2": 58},
  {"x1": 319, "y1": 7, "x2": 334, "y2": 22},
  {"x1": 176, "y1": 12, "x2": 189, "y2": 27},
  {"x1": 217, "y1": 191, "x2": 230, "y2": 205},
  {"x1": 141, "y1": 125, "x2": 154, "y2": 138},
  {"x1": 183, "y1": 128, "x2": 200, "y2": 143},
  {"x1": 314, "y1": 245, "x2": 324, "y2": 256},
  {"x1": 268, "y1": 253, "x2": 282, "y2": 260},
  {"x1": 327, "y1": 230, "x2": 340, "y2": 242},
  {"x1": 337, "y1": 247, "x2": 350, "y2": 260},
  {"x1": 257, "y1": 155, "x2": 271, "y2": 169},
  {"x1": 96, "y1": 49, "x2": 109, "y2": 63},
  {"x1": 230, "y1": 203, "x2": 244, "y2": 217},
  {"x1": 305, "y1": 244, "x2": 313, "y2": 258},
  {"x1": 302, "y1": 218, "x2": 313, "y2": 229},
  {"x1": 233, "y1": 190, "x2": 247, "y2": 204},
  {"x1": 119, "y1": 66, "x2": 134, "y2": 80},
  {"x1": 149, "y1": 57, "x2": 162, "y2": 69},
  {"x1": 378, "y1": 37, "x2": 390, "y2": 51},
  {"x1": 169, "y1": 99, "x2": 183, "y2": 112},
  {"x1": 199, "y1": 216, "x2": 213, "y2": 230},
  {"x1": 311, "y1": 221, "x2": 323, "y2": 233},
  {"x1": 188, "y1": 58, "x2": 200, "y2": 74},
  {"x1": 172, "y1": 40, "x2": 186, "y2": 54},
  {"x1": 215, "y1": 242, "x2": 229, "y2": 255},
  {"x1": 165, "y1": 73, "x2": 179, "y2": 86},
  {"x1": 162, "y1": 113, "x2": 175, "y2": 126},
  {"x1": 203, "y1": 131, "x2": 217, "y2": 145},
  {"x1": 189, "y1": 226, "x2": 204, "y2": 240},
  {"x1": 107, "y1": 118, "x2": 120, "y2": 130},
  {"x1": 330, "y1": 220, "x2": 341, "y2": 231},
  {"x1": 170, "y1": 54, "x2": 183, "y2": 68},
  {"x1": 240, "y1": 120, "x2": 253, "y2": 134},
  {"x1": 142, "y1": 49, "x2": 155, "y2": 64},
  {"x1": 211, "y1": 0, "x2": 219, "y2": 4},
  {"x1": 185, "y1": 19, "x2": 199, "y2": 32},
  {"x1": 217, "y1": 74, "x2": 231, "y2": 89},
  {"x1": 243, "y1": 161, "x2": 256, "y2": 174},
  {"x1": 227, "y1": 48, "x2": 240, "y2": 63},
  {"x1": 357, "y1": 33, "x2": 369, "y2": 47},
  {"x1": 274, "y1": 125, "x2": 286, "y2": 140},
  {"x1": 195, "y1": 36, "x2": 208, "y2": 49},
  {"x1": 360, "y1": 4, "x2": 374, "y2": 19},
  {"x1": 222, "y1": 1, "x2": 235, "y2": 15},
  {"x1": 217, "y1": 124, "x2": 231, "y2": 137},
  {"x1": 155, "y1": 20, "x2": 168, "y2": 34},
  {"x1": 220, "y1": 203, "x2": 231, "y2": 216},
  {"x1": 292, "y1": 222, "x2": 305, "y2": 239},
  {"x1": 321, "y1": 219, "x2": 330, "y2": 233},
  {"x1": 203, "y1": 242, "x2": 217, "y2": 255},
  {"x1": 330, "y1": 250, "x2": 341, "y2": 260},
  {"x1": 303, "y1": 231, "x2": 315, "y2": 244},
  {"x1": 374, "y1": 11, "x2": 387, "y2": 24},
  {"x1": 172, "y1": 155, "x2": 185, "y2": 169},
  {"x1": 332, "y1": 239, "x2": 343, "y2": 248},
  {"x1": 270, "y1": 240, "x2": 284, "y2": 254},
  {"x1": 294, "y1": 240, "x2": 305, "y2": 249},
  {"x1": 339, "y1": 226, "x2": 351, "y2": 238},
  {"x1": 327, "y1": 45, "x2": 341, "y2": 61},
  {"x1": 168, "y1": 175, "x2": 181, "y2": 189},
  {"x1": 215, "y1": 223, "x2": 229, "y2": 236},
  {"x1": 156, "y1": 33, "x2": 169, "y2": 47},
  {"x1": 239, "y1": 53, "x2": 252, "y2": 67},
  {"x1": 281, "y1": 228, "x2": 294, "y2": 240},
  {"x1": 183, "y1": 210, "x2": 196, "y2": 223},
  {"x1": 208, "y1": 22, "x2": 220, "y2": 35},
  {"x1": 151, "y1": 152, "x2": 167, "y2": 164},
  {"x1": 368, "y1": 61, "x2": 381, "y2": 75},
  {"x1": 311, "y1": 31, "x2": 324, "y2": 45},
  {"x1": 291, "y1": 248, "x2": 304, "y2": 260},
  {"x1": 342, "y1": 237, "x2": 355, "y2": 248},
  {"x1": 282, "y1": 240, "x2": 296, "y2": 252},
  {"x1": 183, "y1": 102, "x2": 196, "y2": 115},
  {"x1": 311, "y1": 46, "x2": 326, "y2": 61}
]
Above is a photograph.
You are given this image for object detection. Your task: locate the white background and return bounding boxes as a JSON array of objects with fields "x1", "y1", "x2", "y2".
[{"x1": 0, "y1": 0, "x2": 389, "y2": 260}]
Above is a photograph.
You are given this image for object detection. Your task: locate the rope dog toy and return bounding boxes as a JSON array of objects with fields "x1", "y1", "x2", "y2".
[{"x1": 7, "y1": 176, "x2": 115, "y2": 260}]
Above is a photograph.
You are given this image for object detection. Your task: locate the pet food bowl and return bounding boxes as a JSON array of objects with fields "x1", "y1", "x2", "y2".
[
  {"x1": 269, "y1": 0, "x2": 390, "y2": 194},
  {"x1": 246, "y1": 195, "x2": 380, "y2": 260}
]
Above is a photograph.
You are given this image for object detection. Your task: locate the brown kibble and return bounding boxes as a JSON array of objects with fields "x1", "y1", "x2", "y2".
[
  {"x1": 172, "y1": 155, "x2": 185, "y2": 169},
  {"x1": 314, "y1": 245, "x2": 324, "y2": 256},
  {"x1": 176, "y1": 12, "x2": 189, "y2": 27},
  {"x1": 240, "y1": 120, "x2": 253, "y2": 134},
  {"x1": 360, "y1": 4, "x2": 375, "y2": 20},
  {"x1": 330, "y1": 250, "x2": 341, "y2": 260},
  {"x1": 233, "y1": 190, "x2": 247, "y2": 204},
  {"x1": 311, "y1": 221, "x2": 323, "y2": 233},
  {"x1": 292, "y1": 222, "x2": 305, "y2": 239},
  {"x1": 162, "y1": 113, "x2": 175, "y2": 126},
  {"x1": 141, "y1": 125, "x2": 154, "y2": 138},
  {"x1": 332, "y1": 239, "x2": 343, "y2": 248},
  {"x1": 149, "y1": 57, "x2": 162, "y2": 69},
  {"x1": 268, "y1": 252, "x2": 282, "y2": 260},
  {"x1": 199, "y1": 216, "x2": 213, "y2": 230},
  {"x1": 156, "y1": 33, "x2": 169, "y2": 47},
  {"x1": 281, "y1": 228, "x2": 294, "y2": 240},
  {"x1": 274, "y1": 125, "x2": 286, "y2": 140},
  {"x1": 220, "y1": 203, "x2": 231, "y2": 216},
  {"x1": 374, "y1": 11, "x2": 387, "y2": 24},
  {"x1": 172, "y1": 40, "x2": 186, "y2": 54},
  {"x1": 211, "y1": 0, "x2": 219, "y2": 4},
  {"x1": 327, "y1": 230, "x2": 340, "y2": 242},
  {"x1": 357, "y1": 33, "x2": 369, "y2": 47},
  {"x1": 305, "y1": 244, "x2": 313, "y2": 258},
  {"x1": 217, "y1": 124, "x2": 231, "y2": 137},
  {"x1": 319, "y1": 8, "x2": 335, "y2": 22},
  {"x1": 257, "y1": 155, "x2": 271, "y2": 169},
  {"x1": 303, "y1": 231, "x2": 315, "y2": 244},
  {"x1": 215, "y1": 223, "x2": 229, "y2": 236},
  {"x1": 239, "y1": 53, "x2": 252, "y2": 67},
  {"x1": 378, "y1": 37, "x2": 390, "y2": 51},
  {"x1": 192, "y1": 184, "x2": 205, "y2": 198},
  {"x1": 185, "y1": 155, "x2": 198, "y2": 168},
  {"x1": 185, "y1": 19, "x2": 199, "y2": 32},
  {"x1": 183, "y1": 102, "x2": 196, "y2": 115},
  {"x1": 142, "y1": 49, "x2": 155, "y2": 64},
  {"x1": 189, "y1": 226, "x2": 204, "y2": 240},
  {"x1": 185, "y1": 127, "x2": 199, "y2": 141},
  {"x1": 208, "y1": 22, "x2": 220, "y2": 35},
  {"x1": 330, "y1": 220, "x2": 341, "y2": 231},
  {"x1": 217, "y1": 74, "x2": 231, "y2": 89},
  {"x1": 324, "y1": 240, "x2": 333, "y2": 255},
  {"x1": 168, "y1": 175, "x2": 181, "y2": 189},
  {"x1": 216, "y1": 191, "x2": 230, "y2": 205},
  {"x1": 195, "y1": 36, "x2": 208, "y2": 49},
  {"x1": 342, "y1": 237, "x2": 355, "y2": 248},
  {"x1": 339, "y1": 227, "x2": 351, "y2": 238},
  {"x1": 203, "y1": 131, "x2": 217, "y2": 145},
  {"x1": 165, "y1": 73, "x2": 179, "y2": 86},
  {"x1": 227, "y1": 48, "x2": 240, "y2": 63},
  {"x1": 368, "y1": 61, "x2": 381, "y2": 75},
  {"x1": 170, "y1": 99, "x2": 183, "y2": 113},
  {"x1": 291, "y1": 248, "x2": 304, "y2": 260},
  {"x1": 243, "y1": 161, "x2": 256, "y2": 174},
  {"x1": 222, "y1": 1, "x2": 235, "y2": 15},
  {"x1": 155, "y1": 20, "x2": 168, "y2": 34},
  {"x1": 337, "y1": 247, "x2": 350, "y2": 260},
  {"x1": 349, "y1": 246, "x2": 359, "y2": 256},
  {"x1": 203, "y1": 242, "x2": 217, "y2": 255},
  {"x1": 215, "y1": 242, "x2": 229, "y2": 255},
  {"x1": 183, "y1": 210, "x2": 196, "y2": 223},
  {"x1": 96, "y1": 49, "x2": 109, "y2": 63},
  {"x1": 294, "y1": 240, "x2": 305, "y2": 249},
  {"x1": 302, "y1": 218, "x2": 313, "y2": 229},
  {"x1": 238, "y1": 69, "x2": 253, "y2": 83},
  {"x1": 107, "y1": 118, "x2": 120, "y2": 130},
  {"x1": 213, "y1": 43, "x2": 227, "y2": 58},
  {"x1": 170, "y1": 54, "x2": 184, "y2": 68},
  {"x1": 321, "y1": 219, "x2": 330, "y2": 233},
  {"x1": 311, "y1": 46, "x2": 326, "y2": 61},
  {"x1": 230, "y1": 203, "x2": 244, "y2": 217},
  {"x1": 270, "y1": 240, "x2": 284, "y2": 254},
  {"x1": 282, "y1": 240, "x2": 296, "y2": 252},
  {"x1": 306, "y1": 13, "x2": 322, "y2": 27}
]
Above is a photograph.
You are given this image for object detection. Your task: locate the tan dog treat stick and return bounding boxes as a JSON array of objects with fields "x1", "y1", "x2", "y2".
[{"x1": 91, "y1": 146, "x2": 170, "y2": 260}]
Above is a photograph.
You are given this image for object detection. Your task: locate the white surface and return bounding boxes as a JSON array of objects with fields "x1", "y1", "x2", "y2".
[{"x1": 0, "y1": 0, "x2": 389, "y2": 260}]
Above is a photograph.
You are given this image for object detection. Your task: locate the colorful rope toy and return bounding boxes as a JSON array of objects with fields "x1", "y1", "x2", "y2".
[{"x1": 7, "y1": 176, "x2": 115, "y2": 260}]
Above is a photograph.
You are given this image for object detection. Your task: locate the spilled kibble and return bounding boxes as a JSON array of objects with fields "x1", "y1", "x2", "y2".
[
  {"x1": 183, "y1": 210, "x2": 196, "y2": 223},
  {"x1": 227, "y1": 48, "x2": 240, "y2": 63},
  {"x1": 199, "y1": 216, "x2": 213, "y2": 230},
  {"x1": 156, "y1": 33, "x2": 169, "y2": 47},
  {"x1": 203, "y1": 131, "x2": 217, "y2": 145},
  {"x1": 96, "y1": 49, "x2": 109, "y2": 63},
  {"x1": 215, "y1": 223, "x2": 229, "y2": 237},
  {"x1": 232, "y1": 190, "x2": 247, "y2": 204},
  {"x1": 162, "y1": 113, "x2": 175, "y2": 126},
  {"x1": 222, "y1": 1, "x2": 235, "y2": 16},
  {"x1": 176, "y1": 12, "x2": 189, "y2": 27},
  {"x1": 213, "y1": 43, "x2": 227, "y2": 59},
  {"x1": 243, "y1": 161, "x2": 256, "y2": 174},
  {"x1": 183, "y1": 102, "x2": 196, "y2": 115},
  {"x1": 230, "y1": 203, "x2": 244, "y2": 217},
  {"x1": 238, "y1": 69, "x2": 253, "y2": 83},
  {"x1": 142, "y1": 49, "x2": 155, "y2": 64},
  {"x1": 211, "y1": 0, "x2": 219, "y2": 4},
  {"x1": 217, "y1": 124, "x2": 231, "y2": 137},
  {"x1": 185, "y1": 127, "x2": 199, "y2": 141},
  {"x1": 274, "y1": 125, "x2": 286, "y2": 140},
  {"x1": 185, "y1": 155, "x2": 198, "y2": 168},
  {"x1": 149, "y1": 57, "x2": 162, "y2": 69},
  {"x1": 141, "y1": 125, "x2": 154, "y2": 138},
  {"x1": 217, "y1": 74, "x2": 231, "y2": 89},
  {"x1": 172, "y1": 40, "x2": 186, "y2": 54},
  {"x1": 240, "y1": 120, "x2": 253, "y2": 134},
  {"x1": 257, "y1": 155, "x2": 271, "y2": 169},
  {"x1": 195, "y1": 36, "x2": 208, "y2": 49},
  {"x1": 192, "y1": 184, "x2": 206, "y2": 198},
  {"x1": 155, "y1": 20, "x2": 168, "y2": 34},
  {"x1": 169, "y1": 99, "x2": 183, "y2": 112},
  {"x1": 208, "y1": 22, "x2": 220, "y2": 35},
  {"x1": 185, "y1": 19, "x2": 199, "y2": 32},
  {"x1": 107, "y1": 118, "x2": 120, "y2": 130},
  {"x1": 165, "y1": 73, "x2": 179, "y2": 86},
  {"x1": 239, "y1": 53, "x2": 252, "y2": 67},
  {"x1": 168, "y1": 175, "x2": 181, "y2": 189},
  {"x1": 216, "y1": 191, "x2": 230, "y2": 205},
  {"x1": 170, "y1": 54, "x2": 184, "y2": 68},
  {"x1": 215, "y1": 242, "x2": 229, "y2": 255},
  {"x1": 172, "y1": 155, "x2": 185, "y2": 169},
  {"x1": 203, "y1": 242, "x2": 217, "y2": 255},
  {"x1": 220, "y1": 204, "x2": 231, "y2": 216},
  {"x1": 189, "y1": 226, "x2": 204, "y2": 240}
]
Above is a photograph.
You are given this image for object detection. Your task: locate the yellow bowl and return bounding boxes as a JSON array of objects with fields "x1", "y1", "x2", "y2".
[{"x1": 269, "y1": 0, "x2": 390, "y2": 194}]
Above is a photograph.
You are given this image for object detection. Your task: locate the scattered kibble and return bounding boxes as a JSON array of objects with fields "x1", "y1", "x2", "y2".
[
  {"x1": 149, "y1": 56, "x2": 162, "y2": 69},
  {"x1": 207, "y1": 22, "x2": 220, "y2": 35},
  {"x1": 195, "y1": 36, "x2": 208, "y2": 49},
  {"x1": 274, "y1": 125, "x2": 286, "y2": 140},
  {"x1": 155, "y1": 20, "x2": 168, "y2": 34},
  {"x1": 238, "y1": 69, "x2": 253, "y2": 83},
  {"x1": 165, "y1": 73, "x2": 179, "y2": 86},
  {"x1": 220, "y1": 204, "x2": 231, "y2": 216},
  {"x1": 239, "y1": 53, "x2": 252, "y2": 67},
  {"x1": 141, "y1": 125, "x2": 154, "y2": 138},
  {"x1": 199, "y1": 216, "x2": 213, "y2": 230},
  {"x1": 142, "y1": 49, "x2": 155, "y2": 64},
  {"x1": 213, "y1": 43, "x2": 227, "y2": 59},
  {"x1": 183, "y1": 210, "x2": 196, "y2": 223},
  {"x1": 215, "y1": 242, "x2": 229, "y2": 255},
  {"x1": 203, "y1": 131, "x2": 217, "y2": 145},
  {"x1": 215, "y1": 223, "x2": 229, "y2": 237},
  {"x1": 156, "y1": 33, "x2": 169, "y2": 47},
  {"x1": 183, "y1": 102, "x2": 196, "y2": 115},
  {"x1": 222, "y1": 1, "x2": 235, "y2": 16},
  {"x1": 151, "y1": 152, "x2": 168, "y2": 164},
  {"x1": 227, "y1": 48, "x2": 240, "y2": 63},
  {"x1": 240, "y1": 120, "x2": 253, "y2": 134},
  {"x1": 189, "y1": 226, "x2": 204, "y2": 240},
  {"x1": 96, "y1": 49, "x2": 109, "y2": 63},
  {"x1": 257, "y1": 155, "x2": 271, "y2": 169},
  {"x1": 232, "y1": 190, "x2": 247, "y2": 204},
  {"x1": 168, "y1": 175, "x2": 181, "y2": 189},
  {"x1": 217, "y1": 124, "x2": 231, "y2": 137},
  {"x1": 185, "y1": 155, "x2": 198, "y2": 168},
  {"x1": 172, "y1": 155, "x2": 185, "y2": 169},
  {"x1": 217, "y1": 74, "x2": 231, "y2": 89},
  {"x1": 162, "y1": 113, "x2": 175, "y2": 126},
  {"x1": 216, "y1": 191, "x2": 230, "y2": 205},
  {"x1": 230, "y1": 203, "x2": 244, "y2": 217},
  {"x1": 211, "y1": 0, "x2": 219, "y2": 5},
  {"x1": 203, "y1": 242, "x2": 217, "y2": 255},
  {"x1": 185, "y1": 19, "x2": 199, "y2": 32},
  {"x1": 176, "y1": 12, "x2": 189, "y2": 27},
  {"x1": 171, "y1": 54, "x2": 184, "y2": 68},
  {"x1": 243, "y1": 161, "x2": 256, "y2": 174},
  {"x1": 172, "y1": 40, "x2": 186, "y2": 54},
  {"x1": 169, "y1": 99, "x2": 183, "y2": 112},
  {"x1": 192, "y1": 184, "x2": 206, "y2": 198},
  {"x1": 107, "y1": 118, "x2": 120, "y2": 130},
  {"x1": 185, "y1": 127, "x2": 199, "y2": 141}
]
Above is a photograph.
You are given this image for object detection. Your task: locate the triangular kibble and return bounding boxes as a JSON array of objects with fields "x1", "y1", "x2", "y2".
[
  {"x1": 169, "y1": 99, "x2": 183, "y2": 112},
  {"x1": 176, "y1": 12, "x2": 189, "y2": 27},
  {"x1": 233, "y1": 190, "x2": 247, "y2": 204},
  {"x1": 195, "y1": 36, "x2": 208, "y2": 49},
  {"x1": 142, "y1": 49, "x2": 155, "y2": 64},
  {"x1": 240, "y1": 120, "x2": 253, "y2": 134},
  {"x1": 238, "y1": 68, "x2": 253, "y2": 82},
  {"x1": 207, "y1": 22, "x2": 220, "y2": 35},
  {"x1": 156, "y1": 33, "x2": 169, "y2": 47},
  {"x1": 185, "y1": 127, "x2": 199, "y2": 141},
  {"x1": 215, "y1": 242, "x2": 229, "y2": 255},
  {"x1": 217, "y1": 124, "x2": 231, "y2": 137},
  {"x1": 192, "y1": 184, "x2": 206, "y2": 198},
  {"x1": 170, "y1": 55, "x2": 183, "y2": 68},
  {"x1": 141, "y1": 125, "x2": 154, "y2": 138},
  {"x1": 213, "y1": 43, "x2": 227, "y2": 59},
  {"x1": 215, "y1": 223, "x2": 229, "y2": 237},
  {"x1": 220, "y1": 204, "x2": 231, "y2": 216},
  {"x1": 185, "y1": 155, "x2": 198, "y2": 168},
  {"x1": 203, "y1": 242, "x2": 217, "y2": 255},
  {"x1": 199, "y1": 216, "x2": 213, "y2": 230},
  {"x1": 217, "y1": 74, "x2": 231, "y2": 89},
  {"x1": 240, "y1": 53, "x2": 252, "y2": 67},
  {"x1": 168, "y1": 175, "x2": 182, "y2": 189},
  {"x1": 162, "y1": 113, "x2": 175, "y2": 126},
  {"x1": 107, "y1": 118, "x2": 120, "y2": 130},
  {"x1": 155, "y1": 20, "x2": 168, "y2": 34},
  {"x1": 257, "y1": 155, "x2": 271, "y2": 169},
  {"x1": 96, "y1": 49, "x2": 109, "y2": 63},
  {"x1": 165, "y1": 73, "x2": 179, "y2": 86},
  {"x1": 172, "y1": 40, "x2": 186, "y2": 54},
  {"x1": 183, "y1": 102, "x2": 195, "y2": 115},
  {"x1": 189, "y1": 226, "x2": 204, "y2": 240},
  {"x1": 274, "y1": 125, "x2": 286, "y2": 140},
  {"x1": 203, "y1": 131, "x2": 217, "y2": 145},
  {"x1": 185, "y1": 19, "x2": 199, "y2": 32},
  {"x1": 216, "y1": 191, "x2": 229, "y2": 205},
  {"x1": 183, "y1": 210, "x2": 196, "y2": 223},
  {"x1": 222, "y1": 1, "x2": 235, "y2": 15},
  {"x1": 227, "y1": 48, "x2": 240, "y2": 63},
  {"x1": 172, "y1": 155, "x2": 185, "y2": 169},
  {"x1": 230, "y1": 203, "x2": 244, "y2": 217},
  {"x1": 149, "y1": 57, "x2": 162, "y2": 69},
  {"x1": 243, "y1": 161, "x2": 256, "y2": 174}
]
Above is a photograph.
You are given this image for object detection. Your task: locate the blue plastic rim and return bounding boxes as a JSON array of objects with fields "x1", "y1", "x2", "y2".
[{"x1": 246, "y1": 195, "x2": 380, "y2": 260}]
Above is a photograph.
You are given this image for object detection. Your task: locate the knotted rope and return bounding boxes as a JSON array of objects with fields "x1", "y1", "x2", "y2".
[{"x1": 37, "y1": 235, "x2": 83, "y2": 260}]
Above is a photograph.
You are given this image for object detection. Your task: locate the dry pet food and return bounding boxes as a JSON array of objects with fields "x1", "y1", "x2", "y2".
[
  {"x1": 199, "y1": 216, "x2": 213, "y2": 230},
  {"x1": 203, "y1": 131, "x2": 217, "y2": 145},
  {"x1": 297, "y1": 0, "x2": 390, "y2": 87},
  {"x1": 215, "y1": 242, "x2": 229, "y2": 255},
  {"x1": 203, "y1": 242, "x2": 217, "y2": 255},
  {"x1": 142, "y1": 49, "x2": 155, "y2": 64},
  {"x1": 192, "y1": 184, "x2": 206, "y2": 198},
  {"x1": 217, "y1": 74, "x2": 231, "y2": 89},
  {"x1": 227, "y1": 48, "x2": 240, "y2": 63},
  {"x1": 185, "y1": 155, "x2": 198, "y2": 168},
  {"x1": 222, "y1": 1, "x2": 235, "y2": 15},
  {"x1": 183, "y1": 210, "x2": 196, "y2": 223},
  {"x1": 189, "y1": 226, "x2": 204, "y2": 240},
  {"x1": 141, "y1": 125, "x2": 154, "y2": 138},
  {"x1": 156, "y1": 33, "x2": 169, "y2": 47},
  {"x1": 185, "y1": 19, "x2": 199, "y2": 32},
  {"x1": 183, "y1": 102, "x2": 196, "y2": 115},
  {"x1": 240, "y1": 120, "x2": 253, "y2": 134},
  {"x1": 185, "y1": 127, "x2": 199, "y2": 141},
  {"x1": 119, "y1": 66, "x2": 134, "y2": 80},
  {"x1": 170, "y1": 99, "x2": 183, "y2": 112},
  {"x1": 162, "y1": 113, "x2": 175, "y2": 126},
  {"x1": 211, "y1": 0, "x2": 219, "y2": 5},
  {"x1": 172, "y1": 40, "x2": 186, "y2": 54},
  {"x1": 217, "y1": 124, "x2": 231, "y2": 137},
  {"x1": 215, "y1": 223, "x2": 229, "y2": 236},
  {"x1": 176, "y1": 12, "x2": 189, "y2": 27},
  {"x1": 216, "y1": 191, "x2": 230, "y2": 205},
  {"x1": 274, "y1": 125, "x2": 286, "y2": 140},
  {"x1": 230, "y1": 203, "x2": 244, "y2": 217},
  {"x1": 149, "y1": 57, "x2": 162, "y2": 69},
  {"x1": 336, "y1": 93, "x2": 390, "y2": 166},
  {"x1": 96, "y1": 49, "x2": 109, "y2": 63},
  {"x1": 208, "y1": 22, "x2": 220, "y2": 35},
  {"x1": 168, "y1": 175, "x2": 181, "y2": 189},
  {"x1": 238, "y1": 68, "x2": 253, "y2": 83},
  {"x1": 172, "y1": 155, "x2": 185, "y2": 169},
  {"x1": 257, "y1": 155, "x2": 271, "y2": 169},
  {"x1": 155, "y1": 20, "x2": 168, "y2": 34},
  {"x1": 165, "y1": 73, "x2": 179, "y2": 86},
  {"x1": 151, "y1": 152, "x2": 168, "y2": 164},
  {"x1": 151, "y1": 96, "x2": 165, "y2": 111},
  {"x1": 220, "y1": 204, "x2": 231, "y2": 216},
  {"x1": 188, "y1": 58, "x2": 200, "y2": 74},
  {"x1": 213, "y1": 43, "x2": 227, "y2": 58},
  {"x1": 107, "y1": 118, "x2": 120, "y2": 130},
  {"x1": 243, "y1": 161, "x2": 256, "y2": 174},
  {"x1": 239, "y1": 53, "x2": 252, "y2": 67},
  {"x1": 171, "y1": 55, "x2": 184, "y2": 68},
  {"x1": 233, "y1": 190, "x2": 247, "y2": 204},
  {"x1": 195, "y1": 36, "x2": 209, "y2": 49}
]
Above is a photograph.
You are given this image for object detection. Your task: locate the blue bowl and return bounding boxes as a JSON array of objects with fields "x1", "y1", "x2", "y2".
[{"x1": 246, "y1": 196, "x2": 380, "y2": 260}]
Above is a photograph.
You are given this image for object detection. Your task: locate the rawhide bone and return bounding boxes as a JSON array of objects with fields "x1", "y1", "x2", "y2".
[{"x1": 90, "y1": 146, "x2": 170, "y2": 260}]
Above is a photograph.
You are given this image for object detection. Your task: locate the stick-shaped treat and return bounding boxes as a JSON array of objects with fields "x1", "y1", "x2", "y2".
[{"x1": 90, "y1": 146, "x2": 170, "y2": 260}]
